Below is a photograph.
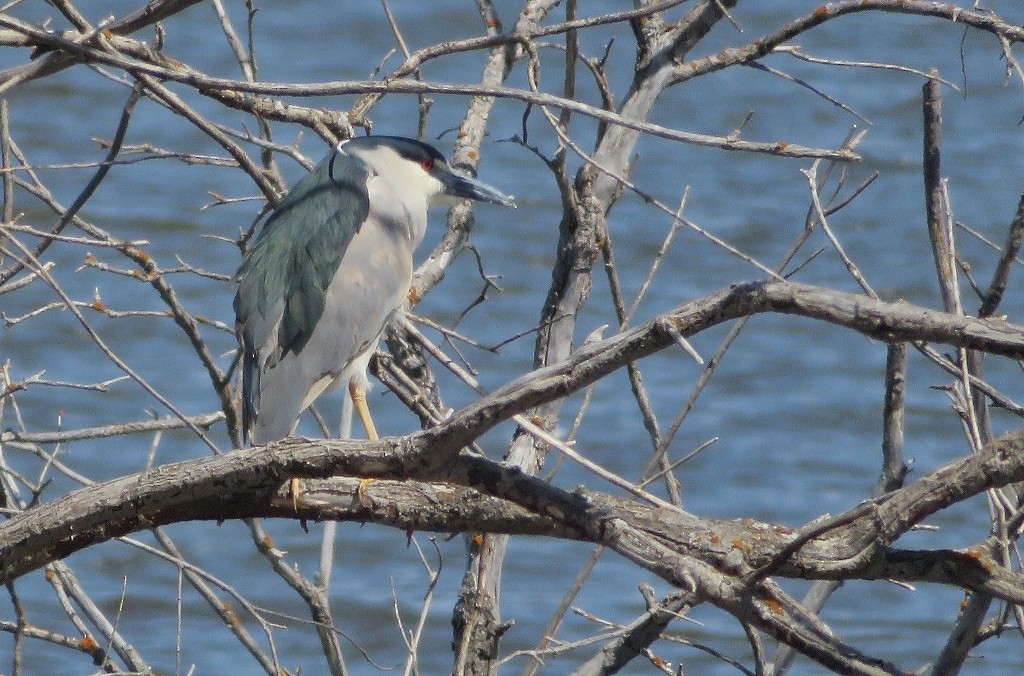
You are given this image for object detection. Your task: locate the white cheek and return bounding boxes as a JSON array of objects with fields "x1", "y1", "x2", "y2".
[{"x1": 425, "y1": 174, "x2": 446, "y2": 201}]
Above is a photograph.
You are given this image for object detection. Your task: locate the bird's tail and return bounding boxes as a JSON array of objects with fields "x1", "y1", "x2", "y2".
[{"x1": 240, "y1": 349, "x2": 261, "y2": 445}]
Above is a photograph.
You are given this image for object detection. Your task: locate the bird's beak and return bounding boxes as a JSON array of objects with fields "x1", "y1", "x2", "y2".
[{"x1": 442, "y1": 171, "x2": 517, "y2": 208}]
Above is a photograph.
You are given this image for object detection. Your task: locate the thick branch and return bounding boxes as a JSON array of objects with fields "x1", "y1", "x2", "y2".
[{"x1": 5, "y1": 430, "x2": 1024, "y2": 597}]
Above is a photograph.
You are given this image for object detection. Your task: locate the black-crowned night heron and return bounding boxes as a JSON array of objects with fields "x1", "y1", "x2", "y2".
[{"x1": 234, "y1": 135, "x2": 515, "y2": 446}]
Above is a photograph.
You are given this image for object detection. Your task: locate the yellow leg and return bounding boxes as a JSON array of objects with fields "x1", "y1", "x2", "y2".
[
  {"x1": 349, "y1": 381, "x2": 378, "y2": 505},
  {"x1": 348, "y1": 380, "x2": 379, "y2": 441}
]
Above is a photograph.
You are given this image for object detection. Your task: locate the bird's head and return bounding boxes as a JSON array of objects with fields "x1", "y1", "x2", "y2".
[{"x1": 340, "y1": 135, "x2": 516, "y2": 209}]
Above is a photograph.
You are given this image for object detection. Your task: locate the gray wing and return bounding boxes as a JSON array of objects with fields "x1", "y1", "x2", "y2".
[{"x1": 234, "y1": 148, "x2": 369, "y2": 443}]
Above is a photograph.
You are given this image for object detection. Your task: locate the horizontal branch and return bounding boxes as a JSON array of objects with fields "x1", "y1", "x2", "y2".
[
  {"x1": 1, "y1": 411, "x2": 225, "y2": 444},
  {"x1": 0, "y1": 17, "x2": 856, "y2": 161},
  {"x1": 4, "y1": 428, "x2": 1022, "y2": 597},
  {"x1": 285, "y1": 476, "x2": 583, "y2": 539}
]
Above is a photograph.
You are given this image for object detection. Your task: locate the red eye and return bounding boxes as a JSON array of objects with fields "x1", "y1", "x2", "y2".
[{"x1": 420, "y1": 158, "x2": 434, "y2": 171}]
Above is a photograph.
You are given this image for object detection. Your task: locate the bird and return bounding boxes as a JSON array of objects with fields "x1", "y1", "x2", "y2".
[{"x1": 233, "y1": 135, "x2": 516, "y2": 447}]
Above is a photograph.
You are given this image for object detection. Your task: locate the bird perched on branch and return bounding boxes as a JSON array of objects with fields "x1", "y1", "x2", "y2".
[{"x1": 234, "y1": 135, "x2": 516, "y2": 446}]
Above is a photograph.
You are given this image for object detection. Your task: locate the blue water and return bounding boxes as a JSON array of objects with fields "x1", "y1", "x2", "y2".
[{"x1": 3, "y1": 1, "x2": 1024, "y2": 673}]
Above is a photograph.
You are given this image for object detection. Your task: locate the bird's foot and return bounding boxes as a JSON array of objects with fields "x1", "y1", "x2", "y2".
[{"x1": 356, "y1": 477, "x2": 373, "y2": 507}]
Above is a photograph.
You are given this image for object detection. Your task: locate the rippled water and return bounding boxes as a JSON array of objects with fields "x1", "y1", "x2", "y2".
[{"x1": 3, "y1": 1, "x2": 1024, "y2": 673}]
